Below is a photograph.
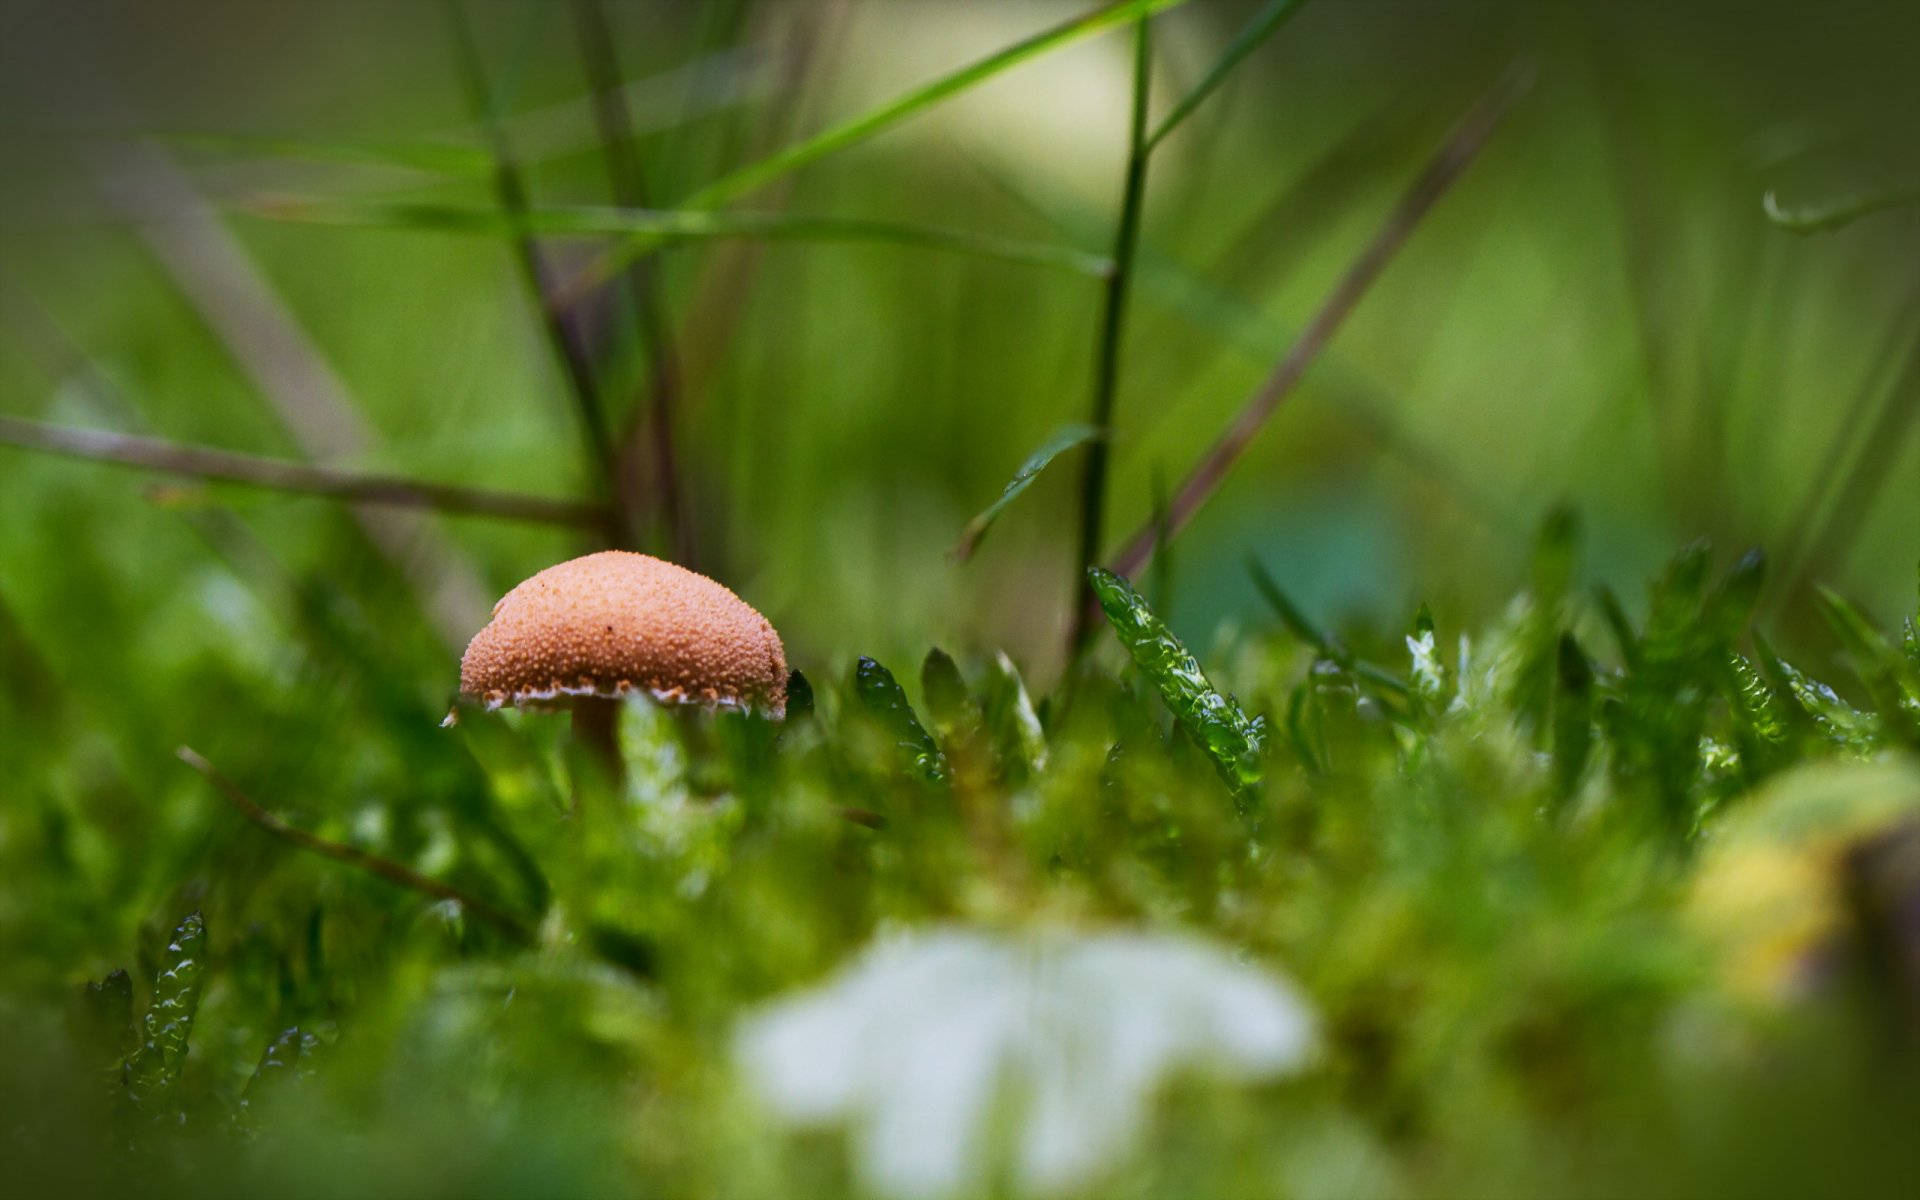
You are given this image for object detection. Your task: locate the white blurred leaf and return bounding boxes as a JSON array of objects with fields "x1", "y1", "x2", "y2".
[{"x1": 736, "y1": 926, "x2": 1316, "y2": 1198}]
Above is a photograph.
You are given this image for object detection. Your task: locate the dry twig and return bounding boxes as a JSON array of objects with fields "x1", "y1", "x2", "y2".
[
  {"x1": 178, "y1": 746, "x2": 532, "y2": 941},
  {"x1": 0, "y1": 416, "x2": 611, "y2": 528}
]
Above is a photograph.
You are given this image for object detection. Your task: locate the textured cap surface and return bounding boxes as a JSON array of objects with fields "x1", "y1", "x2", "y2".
[{"x1": 460, "y1": 551, "x2": 787, "y2": 718}]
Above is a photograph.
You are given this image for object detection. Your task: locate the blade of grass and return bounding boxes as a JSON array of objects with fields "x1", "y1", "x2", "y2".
[
  {"x1": 0, "y1": 415, "x2": 611, "y2": 528},
  {"x1": 952, "y1": 423, "x2": 1106, "y2": 561},
  {"x1": 570, "y1": 0, "x2": 695, "y2": 565},
  {"x1": 1771, "y1": 306, "x2": 1913, "y2": 601},
  {"x1": 243, "y1": 198, "x2": 1114, "y2": 276},
  {"x1": 968, "y1": 117, "x2": 1518, "y2": 539},
  {"x1": 156, "y1": 132, "x2": 491, "y2": 174},
  {"x1": 1103, "y1": 62, "x2": 1533, "y2": 586},
  {"x1": 1143, "y1": 0, "x2": 1311, "y2": 151},
  {"x1": 152, "y1": 47, "x2": 773, "y2": 180},
  {"x1": 1068, "y1": 11, "x2": 1157, "y2": 656},
  {"x1": 690, "y1": 0, "x2": 1191, "y2": 209},
  {"x1": 443, "y1": 0, "x2": 626, "y2": 544},
  {"x1": 561, "y1": 0, "x2": 1192, "y2": 302},
  {"x1": 1776, "y1": 320, "x2": 1920, "y2": 610}
]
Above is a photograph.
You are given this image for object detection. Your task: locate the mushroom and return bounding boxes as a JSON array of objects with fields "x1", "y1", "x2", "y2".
[{"x1": 456, "y1": 551, "x2": 787, "y2": 789}]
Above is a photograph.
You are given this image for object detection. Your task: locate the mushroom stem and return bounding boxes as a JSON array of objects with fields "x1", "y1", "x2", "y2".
[{"x1": 571, "y1": 695, "x2": 625, "y2": 795}]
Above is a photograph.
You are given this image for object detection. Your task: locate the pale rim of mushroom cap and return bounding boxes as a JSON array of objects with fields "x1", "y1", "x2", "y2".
[{"x1": 457, "y1": 550, "x2": 787, "y2": 720}]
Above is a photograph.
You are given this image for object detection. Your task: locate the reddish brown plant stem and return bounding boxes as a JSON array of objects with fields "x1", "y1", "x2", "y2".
[
  {"x1": 178, "y1": 746, "x2": 531, "y2": 940},
  {"x1": 1100, "y1": 63, "x2": 1534, "y2": 602},
  {"x1": 0, "y1": 415, "x2": 611, "y2": 528}
]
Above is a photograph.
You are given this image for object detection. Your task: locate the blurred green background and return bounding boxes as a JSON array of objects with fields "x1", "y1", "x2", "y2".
[{"x1": 2, "y1": 0, "x2": 1918, "y2": 1192}]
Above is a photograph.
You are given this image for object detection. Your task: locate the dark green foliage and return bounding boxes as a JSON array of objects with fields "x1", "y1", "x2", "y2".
[
  {"x1": 120, "y1": 912, "x2": 206, "y2": 1116},
  {"x1": 2, "y1": 2, "x2": 1917, "y2": 1192},
  {"x1": 785, "y1": 670, "x2": 815, "y2": 721},
  {"x1": 1551, "y1": 633, "x2": 1595, "y2": 804},
  {"x1": 919, "y1": 648, "x2": 974, "y2": 741},
  {"x1": 1089, "y1": 567, "x2": 1268, "y2": 789},
  {"x1": 1251, "y1": 555, "x2": 1408, "y2": 702},
  {"x1": 236, "y1": 1027, "x2": 318, "y2": 1131},
  {"x1": 1756, "y1": 633, "x2": 1880, "y2": 752},
  {"x1": 1, "y1": 554, "x2": 1917, "y2": 1198},
  {"x1": 1602, "y1": 545, "x2": 1765, "y2": 832},
  {"x1": 1726, "y1": 650, "x2": 1793, "y2": 772},
  {"x1": 76, "y1": 970, "x2": 135, "y2": 1068},
  {"x1": 851, "y1": 656, "x2": 949, "y2": 784},
  {"x1": 1817, "y1": 587, "x2": 1920, "y2": 745}
]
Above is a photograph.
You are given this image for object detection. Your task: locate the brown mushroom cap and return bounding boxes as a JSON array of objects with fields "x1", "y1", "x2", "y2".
[{"x1": 459, "y1": 551, "x2": 787, "y2": 718}]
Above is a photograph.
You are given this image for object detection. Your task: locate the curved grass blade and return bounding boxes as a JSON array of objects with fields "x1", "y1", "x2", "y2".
[
  {"x1": 1763, "y1": 180, "x2": 1920, "y2": 233},
  {"x1": 575, "y1": 0, "x2": 1193, "y2": 290},
  {"x1": 1144, "y1": 0, "x2": 1311, "y2": 151},
  {"x1": 1089, "y1": 567, "x2": 1267, "y2": 787},
  {"x1": 852, "y1": 657, "x2": 949, "y2": 784},
  {"x1": 160, "y1": 132, "x2": 490, "y2": 174},
  {"x1": 121, "y1": 911, "x2": 207, "y2": 1114},
  {"x1": 683, "y1": 0, "x2": 1192, "y2": 212},
  {"x1": 245, "y1": 198, "x2": 1111, "y2": 277},
  {"x1": 952, "y1": 424, "x2": 1104, "y2": 561}
]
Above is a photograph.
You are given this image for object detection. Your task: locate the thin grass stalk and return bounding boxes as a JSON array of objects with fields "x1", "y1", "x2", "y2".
[
  {"x1": 1066, "y1": 14, "x2": 1155, "y2": 657},
  {"x1": 569, "y1": 0, "x2": 697, "y2": 566},
  {"x1": 1776, "y1": 327, "x2": 1920, "y2": 609},
  {"x1": 443, "y1": 0, "x2": 627, "y2": 546},
  {"x1": 245, "y1": 198, "x2": 1113, "y2": 277},
  {"x1": 556, "y1": 0, "x2": 1192, "y2": 306},
  {"x1": 1144, "y1": 0, "x2": 1310, "y2": 151},
  {"x1": 1102, "y1": 63, "x2": 1532, "y2": 590}
]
